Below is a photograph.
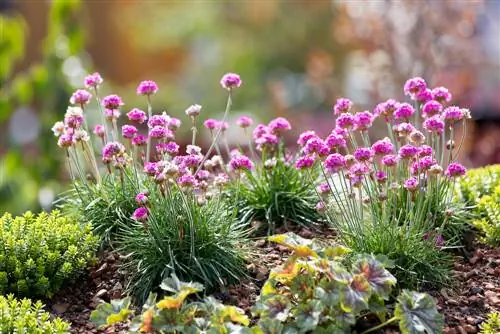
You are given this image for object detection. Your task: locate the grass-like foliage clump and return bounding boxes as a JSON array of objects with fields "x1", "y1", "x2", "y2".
[
  {"x1": 0, "y1": 211, "x2": 98, "y2": 298},
  {"x1": 91, "y1": 233, "x2": 444, "y2": 334},
  {"x1": 0, "y1": 295, "x2": 70, "y2": 333}
]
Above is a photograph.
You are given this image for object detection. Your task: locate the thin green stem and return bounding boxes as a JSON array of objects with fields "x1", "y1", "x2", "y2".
[
  {"x1": 361, "y1": 316, "x2": 398, "y2": 334},
  {"x1": 93, "y1": 87, "x2": 108, "y2": 143},
  {"x1": 146, "y1": 95, "x2": 153, "y2": 163}
]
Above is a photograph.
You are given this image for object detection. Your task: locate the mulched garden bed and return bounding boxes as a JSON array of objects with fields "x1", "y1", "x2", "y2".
[{"x1": 48, "y1": 225, "x2": 498, "y2": 333}]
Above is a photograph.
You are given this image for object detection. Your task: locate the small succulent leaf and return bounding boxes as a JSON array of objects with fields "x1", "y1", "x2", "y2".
[
  {"x1": 395, "y1": 290, "x2": 444, "y2": 334},
  {"x1": 353, "y1": 256, "x2": 396, "y2": 300},
  {"x1": 341, "y1": 274, "x2": 371, "y2": 313}
]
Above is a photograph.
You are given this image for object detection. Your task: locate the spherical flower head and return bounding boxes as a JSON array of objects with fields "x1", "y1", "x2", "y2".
[
  {"x1": 122, "y1": 124, "x2": 138, "y2": 139},
  {"x1": 204, "y1": 119, "x2": 218, "y2": 130},
  {"x1": 237, "y1": 116, "x2": 253, "y2": 128},
  {"x1": 442, "y1": 106, "x2": 466, "y2": 124},
  {"x1": 404, "y1": 77, "x2": 427, "y2": 98},
  {"x1": 64, "y1": 106, "x2": 84, "y2": 128},
  {"x1": 415, "y1": 88, "x2": 433, "y2": 103},
  {"x1": 93, "y1": 124, "x2": 106, "y2": 138},
  {"x1": 220, "y1": 73, "x2": 242, "y2": 90},
  {"x1": 102, "y1": 141, "x2": 125, "y2": 163},
  {"x1": 182, "y1": 154, "x2": 203, "y2": 168},
  {"x1": 149, "y1": 126, "x2": 169, "y2": 139},
  {"x1": 336, "y1": 112, "x2": 355, "y2": 130},
  {"x1": 297, "y1": 130, "x2": 318, "y2": 146},
  {"x1": 445, "y1": 162, "x2": 466, "y2": 178},
  {"x1": 136, "y1": 80, "x2": 158, "y2": 96},
  {"x1": 168, "y1": 118, "x2": 181, "y2": 131},
  {"x1": 295, "y1": 155, "x2": 316, "y2": 170},
  {"x1": 132, "y1": 207, "x2": 148, "y2": 221},
  {"x1": 105, "y1": 109, "x2": 121, "y2": 121},
  {"x1": 51, "y1": 121, "x2": 65, "y2": 137},
  {"x1": 186, "y1": 145, "x2": 202, "y2": 155},
  {"x1": 429, "y1": 164, "x2": 443, "y2": 175},
  {"x1": 381, "y1": 154, "x2": 399, "y2": 167},
  {"x1": 333, "y1": 98, "x2": 353, "y2": 115},
  {"x1": 143, "y1": 162, "x2": 158, "y2": 176},
  {"x1": 396, "y1": 122, "x2": 415, "y2": 137},
  {"x1": 419, "y1": 156, "x2": 437, "y2": 171},
  {"x1": 315, "y1": 201, "x2": 327, "y2": 214},
  {"x1": 375, "y1": 171, "x2": 387, "y2": 183},
  {"x1": 403, "y1": 177, "x2": 419, "y2": 192},
  {"x1": 345, "y1": 154, "x2": 356, "y2": 168},
  {"x1": 165, "y1": 141, "x2": 179, "y2": 156},
  {"x1": 135, "y1": 192, "x2": 148, "y2": 206},
  {"x1": 399, "y1": 144, "x2": 419, "y2": 160},
  {"x1": 304, "y1": 137, "x2": 327, "y2": 156},
  {"x1": 394, "y1": 103, "x2": 415, "y2": 121},
  {"x1": 73, "y1": 129, "x2": 89, "y2": 142},
  {"x1": 349, "y1": 175, "x2": 363, "y2": 188},
  {"x1": 148, "y1": 114, "x2": 169, "y2": 128},
  {"x1": 177, "y1": 174, "x2": 198, "y2": 189},
  {"x1": 229, "y1": 155, "x2": 253, "y2": 172},
  {"x1": 375, "y1": 99, "x2": 400, "y2": 121},
  {"x1": 424, "y1": 233, "x2": 445, "y2": 248},
  {"x1": 371, "y1": 138, "x2": 394, "y2": 155},
  {"x1": 84, "y1": 72, "x2": 103, "y2": 89},
  {"x1": 214, "y1": 173, "x2": 230, "y2": 188},
  {"x1": 325, "y1": 133, "x2": 346, "y2": 150},
  {"x1": 196, "y1": 170, "x2": 211, "y2": 181},
  {"x1": 317, "y1": 182, "x2": 331, "y2": 196},
  {"x1": 132, "y1": 134, "x2": 147, "y2": 146},
  {"x1": 268, "y1": 117, "x2": 291, "y2": 135},
  {"x1": 418, "y1": 145, "x2": 433, "y2": 158},
  {"x1": 354, "y1": 111, "x2": 374, "y2": 131},
  {"x1": 422, "y1": 100, "x2": 443, "y2": 118},
  {"x1": 57, "y1": 133, "x2": 74, "y2": 148},
  {"x1": 127, "y1": 108, "x2": 147, "y2": 124},
  {"x1": 354, "y1": 147, "x2": 374, "y2": 162},
  {"x1": 324, "y1": 153, "x2": 346, "y2": 173},
  {"x1": 185, "y1": 104, "x2": 202, "y2": 118},
  {"x1": 409, "y1": 130, "x2": 426, "y2": 145},
  {"x1": 432, "y1": 87, "x2": 452, "y2": 104},
  {"x1": 102, "y1": 94, "x2": 124, "y2": 109},
  {"x1": 256, "y1": 133, "x2": 279, "y2": 151},
  {"x1": 349, "y1": 162, "x2": 370, "y2": 176},
  {"x1": 333, "y1": 127, "x2": 349, "y2": 138},
  {"x1": 423, "y1": 115, "x2": 445, "y2": 134},
  {"x1": 70, "y1": 89, "x2": 92, "y2": 105}
]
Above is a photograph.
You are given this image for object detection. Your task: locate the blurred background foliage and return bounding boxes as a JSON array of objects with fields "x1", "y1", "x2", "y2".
[{"x1": 1, "y1": 0, "x2": 499, "y2": 214}]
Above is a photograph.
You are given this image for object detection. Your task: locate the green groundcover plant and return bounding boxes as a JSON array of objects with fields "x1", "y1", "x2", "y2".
[
  {"x1": 293, "y1": 78, "x2": 470, "y2": 290},
  {"x1": 0, "y1": 294, "x2": 70, "y2": 333},
  {"x1": 91, "y1": 233, "x2": 443, "y2": 334},
  {"x1": 480, "y1": 312, "x2": 500, "y2": 334},
  {"x1": 455, "y1": 165, "x2": 500, "y2": 246},
  {"x1": 0, "y1": 210, "x2": 98, "y2": 298}
]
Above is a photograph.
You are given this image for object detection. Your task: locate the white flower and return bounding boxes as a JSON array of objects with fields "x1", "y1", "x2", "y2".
[
  {"x1": 51, "y1": 121, "x2": 65, "y2": 137},
  {"x1": 185, "y1": 104, "x2": 202, "y2": 117}
]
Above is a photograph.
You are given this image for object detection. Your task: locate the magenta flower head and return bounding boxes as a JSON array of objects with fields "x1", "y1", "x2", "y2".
[
  {"x1": 325, "y1": 133, "x2": 346, "y2": 150},
  {"x1": 423, "y1": 115, "x2": 445, "y2": 135},
  {"x1": 399, "y1": 144, "x2": 419, "y2": 160},
  {"x1": 419, "y1": 156, "x2": 437, "y2": 171},
  {"x1": 304, "y1": 137, "x2": 328, "y2": 156},
  {"x1": 422, "y1": 100, "x2": 443, "y2": 118},
  {"x1": 349, "y1": 163, "x2": 371, "y2": 177},
  {"x1": 375, "y1": 170, "x2": 388, "y2": 183},
  {"x1": 127, "y1": 108, "x2": 148, "y2": 124},
  {"x1": 295, "y1": 155, "x2": 316, "y2": 170},
  {"x1": 185, "y1": 104, "x2": 202, "y2": 118},
  {"x1": 57, "y1": 133, "x2": 74, "y2": 148},
  {"x1": 70, "y1": 89, "x2": 92, "y2": 106},
  {"x1": 148, "y1": 114, "x2": 169, "y2": 128},
  {"x1": 354, "y1": 147, "x2": 374, "y2": 162},
  {"x1": 102, "y1": 141, "x2": 125, "y2": 164},
  {"x1": 204, "y1": 119, "x2": 218, "y2": 131},
  {"x1": 354, "y1": 111, "x2": 374, "y2": 131},
  {"x1": 149, "y1": 126, "x2": 170, "y2": 139},
  {"x1": 336, "y1": 113, "x2": 355, "y2": 130},
  {"x1": 84, "y1": 72, "x2": 103, "y2": 89},
  {"x1": 102, "y1": 94, "x2": 124, "y2": 109},
  {"x1": 237, "y1": 116, "x2": 254, "y2": 128},
  {"x1": 122, "y1": 124, "x2": 138, "y2": 139},
  {"x1": 418, "y1": 145, "x2": 433, "y2": 158},
  {"x1": 315, "y1": 201, "x2": 327, "y2": 214},
  {"x1": 415, "y1": 88, "x2": 433, "y2": 103},
  {"x1": 372, "y1": 138, "x2": 394, "y2": 155},
  {"x1": 317, "y1": 182, "x2": 331, "y2": 196},
  {"x1": 394, "y1": 103, "x2": 415, "y2": 121},
  {"x1": 382, "y1": 154, "x2": 399, "y2": 167},
  {"x1": 333, "y1": 98, "x2": 353, "y2": 115},
  {"x1": 396, "y1": 122, "x2": 415, "y2": 138},
  {"x1": 136, "y1": 80, "x2": 158, "y2": 96},
  {"x1": 324, "y1": 153, "x2": 346, "y2": 173},
  {"x1": 268, "y1": 117, "x2": 291, "y2": 135},
  {"x1": 132, "y1": 134, "x2": 147, "y2": 146},
  {"x1": 432, "y1": 87, "x2": 452, "y2": 104},
  {"x1": 424, "y1": 233, "x2": 445, "y2": 248},
  {"x1": 403, "y1": 177, "x2": 419, "y2": 192},
  {"x1": 93, "y1": 124, "x2": 106, "y2": 138},
  {"x1": 135, "y1": 192, "x2": 148, "y2": 206},
  {"x1": 229, "y1": 155, "x2": 254, "y2": 172},
  {"x1": 333, "y1": 127, "x2": 349, "y2": 138},
  {"x1": 297, "y1": 130, "x2": 318, "y2": 146},
  {"x1": 442, "y1": 106, "x2": 466, "y2": 124},
  {"x1": 375, "y1": 99, "x2": 399, "y2": 121},
  {"x1": 256, "y1": 133, "x2": 279, "y2": 151},
  {"x1": 220, "y1": 73, "x2": 242, "y2": 90},
  {"x1": 403, "y1": 77, "x2": 427, "y2": 98},
  {"x1": 132, "y1": 207, "x2": 148, "y2": 221},
  {"x1": 178, "y1": 174, "x2": 198, "y2": 189},
  {"x1": 165, "y1": 141, "x2": 180, "y2": 156},
  {"x1": 143, "y1": 162, "x2": 158, "y2": 176},
  {"x1": 445, "y1": 162, "x2": 467, "y2": 178}
]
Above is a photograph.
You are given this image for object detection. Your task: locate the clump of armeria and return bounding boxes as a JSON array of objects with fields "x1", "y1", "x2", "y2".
[
  {"x1": 295, "y1": 77, "x2": 470, "y2": 290},
  {"x1": 53, "y1": 72, "x2": 248, "y2": 302},
  {"x1": 226, "y1": 116, "x2": 322, "y2": 235}
]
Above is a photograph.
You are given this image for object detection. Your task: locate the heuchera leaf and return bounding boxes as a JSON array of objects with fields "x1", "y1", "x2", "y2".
[
  {"x1": 322, "y1": 245, "x2": 351, "y2": 259},
  {"x1": 352, "y1": 255, "x2": 396, "y2": 300},
  {"x1": 395, "y1": 290, "x2": 444, "y2": 334},
  {"x1": 220, "y1": 305, "x2": 250, "y2": 326},
  {"x1": 341, "y1": 274, "x2": 371, "y2": 313},
  {"x1": 89, "y1": 297, "x2": 132, "y2": 328},
  {"x1": 156, "y1": 286, "x2": 201, "y2": 310},
  {"x1": 160, "y1": 274, "x2": 204, "y2": 294},
  {"x1": 268, "y1": 232, "x2": 312, "y2": 249}
]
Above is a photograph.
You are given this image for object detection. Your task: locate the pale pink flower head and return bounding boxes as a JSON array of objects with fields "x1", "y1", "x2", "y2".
[
  {"x1": 396, "y1": 122, "x2": 415, "y2": 137},
  {"x1": 102, "y1": 94, "x2": 124, "y2": 109},
  {"x1": 403, "y1": 177, "x2": 419, "y2": 192},
  {"x1": 132, "y1": 207, "x2": 148, "y2": 221},
  {"x1": 104, "y1": 109, "x2": 121, "y2": 121},
  {"x1": 204, "y1": 119, "x2": 218, "y2": 131},
  {"x1": 394, "y1": 103, "x2": 415, "y2": 121},
  {"x1": 371, "y1": 138, "x2": 394, "y2": 155},
  {"x1": 297, "y1": 130, "x2": 318, "y2": 146},
  {"x1": 422, "y1": 100, "x2": 443, "y2": 118},
  {"x1": 127, "y1": 108, "x2": 148, "y2": 124},
  {"x1": 315, "y1": 201, "x2": 327, "y2": 214},
  {"x1": 51, "y1": 121, "x2": 65, "y2": 137},
  {"x1": 136, "y1": 80, "x2": 158, "y2": 96},
  {"x1": 317, "y1": 182, "x2": 331, "y2": 196},
  {"x1": 295, "y1": 155, "x2": 316, "y2": 170},
  {"x1": 167, "y1": 117, "x2": 182, "y2": 131},
  {"x1": 220, "y1": 73, "x2": 242, "y2": 90},
  {"x1": 148, "y1": 114, "x2": 169, "y2": 128},
  {"x1": 64, "y1": 108, "x2": 84, "y2": 129},
  {"x1": 324, "y1": 133, "x2": 346, "y2": 150},
  {"x1": 132, "y1": 134, "x2": 147, "y2": 146},
  {"x1": 84, "y1": 72, "x2": 103, "y2": 89},
  {"x1": 415, "y1": 88, "x2": 433, "y2": 103},
  {"x1": 102, "y1": 141, "x2": 125, "y2": 164},
  {"x1": 333, "y1": 98, "x2": 353, "y2": 115},
  {"x1": 445, "y1": 162, "x2": 467, "y2": 178},
  {"x1": 186, "y1": 145, "x2": 202, "y2": 155},
  {"x1": 404, "y1": 77, "x2": 427, "y2": 98},
  {"x1": 229, "y1": 155, "x2": 253, "y2": 171},
  {"x1": 70, "y1": 89, "x2": 92, "y2": 105},
  {"x1": 375, "y1": 99, "x2": 399, "y2": 121},
  {"x1": 122, "y1": 124, "x2": 138, "y2": 139},
  {"x1": 382, "y1": 154, "x2": 399, "y2": 167},
  {"x1": 185, "y1": 104, "x2": 202, "y2": 118},
  {"x1": 304, "y1": 137, "x2": 329, "y2": 157},
  {"x1": 256, "y1": 133, "x2": 279, "y2": 151},
  {"x1": 216, "y1": 121, "x2": 229, "y2": 132},
  {"x1": 135, "y1": 192, "x2": 148, "y2": 206},
  {"x1": 399, "y1": 144, "x2": 419, "y2": 160},
  {"x1": 57, "y1": 133, "x2": 74, "y2": 148},
  {"x1": 354, "y1": 111, "x2": 374, "y2": 131},
  {"x1": 349, "y1": 162, "x2": 370, "y2": 177},
  {"x1": 423, "y1": 115, "x2": 445, "y2": 134},
  {"x1": 333, "y1": 127, "x2": 349, "y2": 138},
  {"x1": 409, "y1": 130, "x2": 426, "y2": 146},
  {"x1": 268, "y1": 117, "x2": 291, "y2": 135},
  {"x1": 143, "y1": 162, "x2": 159, "y2": 175},
  {"x1": 336, "y1": 112, "x2": 355, "y2": 130},
  {"x1": 432, "y1": 87, "x2": 452, "y2": 104},
  {"x1": 237, "y1": 116, "x2": 253, "y2": 128},
  {"x1": 354, "y1": 147, "x2": 374, "y2": 162},
  {"x1": 214, "y1": 173, "x2": 230, "y2": 188},
  {"x1": 323, "y1": 153, "x2": 346, "y2": 173},
  {"x1": 196, "y1": 170, "x2": 211, "y2": 181}
]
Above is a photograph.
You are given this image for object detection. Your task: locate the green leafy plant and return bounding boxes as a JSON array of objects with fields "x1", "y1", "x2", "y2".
[
  {"x1": 480, "y1": 312, "x2": 500, "y2": 334},
  {"x1": 0, "y1": 294, "x2": 70, "y2": 333},
  {"x1": 91, "y1": 233, "x2": 444, "y2": 334},
  {"x1": 0, "y1": 210, "x2": 98, "y2": 298}
]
